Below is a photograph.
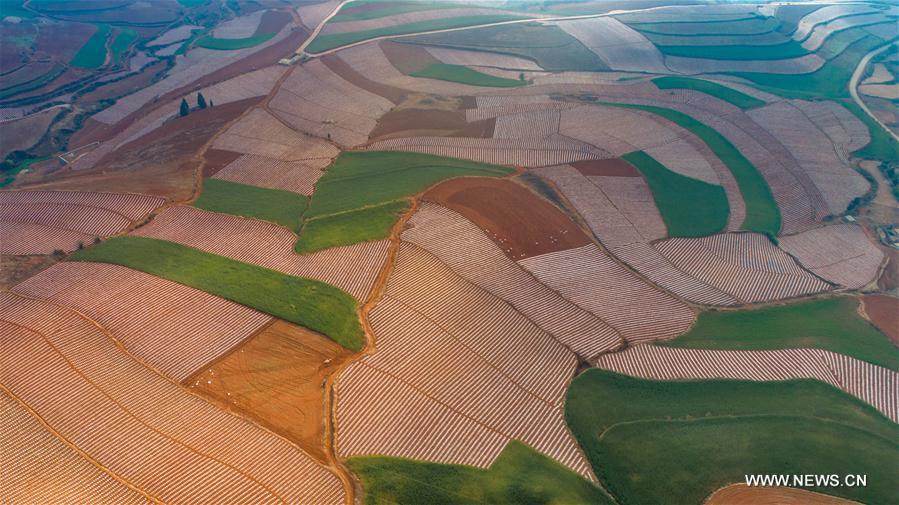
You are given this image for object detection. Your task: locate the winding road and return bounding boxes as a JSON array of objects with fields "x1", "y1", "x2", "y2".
[{"x1": 849, "y1": 40, "x2": 899, "y2": 143}]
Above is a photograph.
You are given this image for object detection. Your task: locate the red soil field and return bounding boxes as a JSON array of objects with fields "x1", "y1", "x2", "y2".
[
  {"x1": 878, "y1": 248, "x2": 899, "y2": 291},
  {"x1": 203, "y1": 149, "x2": 243, "y2": 176},
  {"x1": 706, "y1": 484, "x2": 859, "y2": 504},
  {"x1": 77, "y1": 61, "x2": 168, "y2": 105},
  {"x1": 380, "y1": 40, "x2": 438, "y2": 74},
  {"x1": 862, "y1": 295, "x2": 899, "y2": 345},
  {"x1": 370, "y1": 108, "x2": 494, "y2": 140},
  {"x1": 423, "y1": 177, "x2": 591, "y2": 259},
  {"x1": 340, "y1": 1, "x2": 408, "y2": 16},
  {"x1": 571, "y1": 158, "x2": 640, "y2": 177},
  {"x1": 32, "y1": 22, "x2": 96, "y2": 61},
  {"x1": 322, "y1": 54, "x2": 406, "y2": 104},
  {"x1": 188, "y1": 319, "x2": 355, "y2": 462},
  {"x1": 255, "y1": 10, "x2": 291, "y2": 36}
]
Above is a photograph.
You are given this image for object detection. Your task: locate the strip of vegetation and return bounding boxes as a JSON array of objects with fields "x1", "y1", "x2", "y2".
[
  {"x1": 296, "y1": 200, "x2": 409, "y2": 254},
  {"x1": 110, "y1": 28, "x2": 139, "y2": 66},
  {"x1": 70, "y1": 24, "x2": 111, "y2": 69},
  {"x1": 193, "y1": 178, "x2": 308, "y2": 232},
  {"x1": 566, "y1": 370, "x2": 899, "y2": 505},
  {"x1": 627, "y1": 16, "x2": 779, "y2": 37},
  {"x1": 661, "y1": 297, "x2": 899, "y2": 371},
  {"x1": 332, "y1": 0, "x2": 460, "y2": 22},
  {"x1": 348, "y1": 440, "x2": 613, "y2": 504},
  {"x1": 0, "y1": 63, "x2": 65, "y2": 100},
  {"x1": 0, "y1": 154, "x2": 52, "y2": 188},
  {"x1": 195, "y1": 32, "x2": 276, "y2": 50},
  {"x1": 622, "y1": 151, "x2": 728, "y2": 237},
  {"x1": 653, "y1": 76, "x2": 765, "y2": 109},
  {"x1": 604, "y1": 102, "x2": 781, "y2": 236},
  {"x1": 658, "y1": 39, "x2": 808, "y2": 60},
  {"x1": 411, "y1": 63, "x2": 525, "y2": 87},
  {"x1": 306, "y1": 14, "x2": 527, "y2": 53},
  {"x1": 71, "y1": 236, "x2": 365, "y2": 350},
  {"x1": 842, "y1": 100, "x2": 899, "y2": 163}
]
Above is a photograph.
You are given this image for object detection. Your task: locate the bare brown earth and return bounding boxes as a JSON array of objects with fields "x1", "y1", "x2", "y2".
[
  {"x1": 0, "y1": 107, "x2": 62, "y2": 159},
  {"x1": 380, "y1": 40, "x2": 438, "y2": 74},
  {"x1": 202, "y1": 148, "x2": 242, "y2": 176},
  {"x1": 340, "y1": 1, "x2": 408, "y2": 16},
  {"x1": 394, "y1": 93, "x2": 460, "y2": 112},
  {"x1": 254, "y1": 10, "x2": 292, "y2": 36},
  {"x1": 321, "y1": 53, "x2": 406, "y2": 104},
  {"x1": 572, "y1": 158, "x2": 640, "y2": 177},
  {"x1": 877, "y1": 247, "x2": 899, "y2": 292},
  {"x1": 186, "y1": 319, "x2": 355, "y2": 462},
  {"x1": 705, "y1": 484, "x2": 861, "y2": 505},
  {"x1": 77, "y1": 60, "x2": 168, "y2": 105},
  {"x1": 370, "y1": 108, "x2": 494, "y2": 141},
  {"x1": 423, "y1": 176, "x2": 592, "y2": 259},
  {"x1": 0, "y1": 255, "x2": 58, "y2": 290},
  {"x1": 862, "y1": 295, "x2": 899, "y2": 345}
]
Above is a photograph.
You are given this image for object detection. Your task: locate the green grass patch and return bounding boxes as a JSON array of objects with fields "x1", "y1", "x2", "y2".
[
  {"x1": 332, "y1": 0, "x2": 459, "y2": 22},
  {"x1": 652, "y1": 76, "x2": 765, "y2": 109},
  {"x1": 605, "y1": 102, "x2": 781, "y2": 236},
  {"x1": 661, "y1": 297, "x2": 899, "y2": 371},
  {"x1": 349, "y1": 440, "x2": 613, "y2": 504},
  {"x1": 622, "y1": 151, "x2": 728, "y2": 237},
  {"x1": 70, "y1": 24, "x2": 111, "y2": 69},
  {"x1": 306, "y1": 14, "x2": 527, "y2": 53},
  {"x1": 658, "y1": 39, "x2": 808, "y2": 60},
  {"x1": 0, "y1": 155, "x2": 52, "y2": 188},
  {"x1": 566, "y1": 369, "x2": 899, "y2": 505},
  {"x1": 411, "y1": 63, "x2": 525, "y2": 87},
  {"x1": 843, "y1": 100, "x2": 899, "y2": 163},
  {"x1": 193, "y1": 178, "x2": 307, "y2": 232},
  {"x1": 628, "y1": 16, "x2": 779, "y2": 37},
  {"x1": 195, "y1": 32, "x2": 276, "y2": 50},
  {"x1": 110, "y1": 28, "x2": 138, "y2": 66},
  {"x1": 177, "y1": 0, "x2": 208, "y2": 6},
  {"x1": 296, "y1": 200, "x2": 409, "y2": 254},
  {"x1": 403, "y1": 22, "x2": 608, "y2": 72},
  {"x1": 70, "y1": 236, "x2": 364, "y2": 350}
]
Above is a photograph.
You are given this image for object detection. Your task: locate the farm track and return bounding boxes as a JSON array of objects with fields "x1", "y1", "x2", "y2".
[{"x1": 850, "y1": 41, "x2": 899, "y2": 143}]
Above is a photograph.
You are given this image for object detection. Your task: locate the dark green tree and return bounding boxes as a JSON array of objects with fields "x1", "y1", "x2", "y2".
[
  {"x1": 197, "y1": 92, "x2": 207, "y2": 109},
  {"x1": 179, "y1": 98, "x2": 190, "y2": 117}
]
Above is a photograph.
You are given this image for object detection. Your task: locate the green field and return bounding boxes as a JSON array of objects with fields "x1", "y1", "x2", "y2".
[
  {"x1": 605, "y1": 103, "x2": 781, "y2": 236},
  {"x1": 349, "y1": 441, "x2": 613, "y2": 504},
  {"x1": 623, "y1": 151, "x2": 728, "y2": 237},
  {"x1": 658, "y1": 39, "x2": 808, "y2": 60},
  {"x1": 843, "y1": 101, "x2": 899, "y2": 163},
  {"x1": 71, "y1": 237, "x2": 364, "y2": 350},
  {"x1": 627, "y1": 16, "x2": 779, "y2": 37},
  {"x1": 296, "y1": 200, "x2": 409, "y2": 254},
  {"x1": 404, "y1": 22, "x2": 608, "y2": 72},
  {"x1": 661, "y1": 297, "x2": 899, "y2": 371},
  {"x1": 652, "y1": 76, "x2": 765, "y2": 109},
  {"x1": 332, "y1": 1, "x2": 459, "y2": 22},
  {"x1": 566, "y1": 370, "x2": 899, "y2": 505},
  {"x1": 411, "y1": 63, "x2": 525, "y2": 87},
  {"x1": 70, "y1": 24, "x2": 111, "y2": 69},
  {"x1": 307, "y1": 14, "x2": 527, "y2": 54},
  {"x1": 298, "y1": 151, "x2": 512, "y2": 252},
  {"x1": 177, "y1": 0, "x2": 208, "y2": 6},
  {"x1": 194, "y1": 179, "x2": 307, "y2": 232},
  {"x1": 195, "y1": 32, "x2": 276, "y2": 50},
  {"x1": 110, "y1": 28, "x2": 138, "y2": 66}
]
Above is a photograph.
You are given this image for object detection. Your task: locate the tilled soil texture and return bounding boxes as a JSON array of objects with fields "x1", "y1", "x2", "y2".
[
  {"x1": 423, "y1": 176, "x2": 591, "y2": 260},
  {"x1": 571, "y1": 158, "x2": 640, "y2": 177},
  {"x1": 202, "y1": 149, "x2": 243, "y2": 177},
  {"x1": 0, "y1": 255, "x2": 58, "y2": 290},
  {"x1": 321, "y1": 54, "x2": 406, "y2": 104},
  {"x1": 370, "y1": 108, "x2": 494, "y2": 141},
  {"x1": 862, "y1": 294, "x2": 899, "y2": 345},
  {"x1": 255, "y1": 10, "x2": 292, "y2": 36},
  {"x1": 186, "y1": 319, "x2": 355, "y2": 462},
  {"x1": 706, "y1": 484, "x2": 860, "y2": 505},
  {"x1": 380, "y1": 40, "x2": 438, "y2": 74},
  {"x1": 77, "y1": 61, "x2": 168, "y2": 105}
]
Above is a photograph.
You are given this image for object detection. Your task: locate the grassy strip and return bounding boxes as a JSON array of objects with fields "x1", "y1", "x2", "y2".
[
  {"x1": 193, "y1": 178, "x2": 307, "y2": 232},
  {"x1": 110, "y1": 28, "x2": 138, "y2": 66},
  {"x1": 71, "y1": 236, "x2": 364, "y2": 350},
  {"x1": 332, "y1": 1, "x2": 459, "y2": 22},
  {"x1": 296, "y1": 200, "x2": 409, "y2": 254},
  {"x1": 0, "y1": 155, "x2": 52, "y2": 188},
  {"x1": 623, "y1": 151, "x2": 728, "y2": 237},
  {"x1": 71, "y1": 24, "x2": 111, "y2": 69},
  {"x1": 567, "y1": 369, "x2": 899, "y2": 505},
  {"x1": 661, "y1": 297, "x2": 899, "y2": 371},
  {"x1": 411, "y1": 63, "x2": 525, "y2": 87},
  {"x1": 0, "y1": 63, "x2": 65, "y2": 100},
  {"x1": 658, "y1": 39, "x2": 808, "y2": 60},
  {"x1": 348, "y1": 441, "x2": 613, "y2": 504},
  {"x1": 842, "y1": 100, "x2": 899, "y2": 163},
  {"x1": 605, "y1": 102, "x2": 780, "y2": 236},
  {"x1": 652, "y1": 76, "x2": 765, "y2": 109},
  {"x1": 306, "y1": 14, "x2": 526, "y2": 53},
  {"x1": 195, "y1": 32, "x2": 276, "y2": 50}
]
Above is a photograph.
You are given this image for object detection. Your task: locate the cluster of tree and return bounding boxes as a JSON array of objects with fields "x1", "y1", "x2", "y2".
[{"x1": 179, "y1": 92, "x2": 213, "y2": 117}]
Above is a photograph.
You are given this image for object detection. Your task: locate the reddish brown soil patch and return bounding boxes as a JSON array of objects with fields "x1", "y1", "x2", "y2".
[
  {"x1": 572, "y1": 158, "x2": 640, "y2": 177},
  {"x1": 459, "y1": 95, "x2": 477, "y2": 108},
  {"x1": 370, "y1": 108, "x2": 494, "y2": 140},
  {"x1": 0, "y1": 254, "x2": 58, "y2": 290},
  {"x1": 878, "y1": 247, "x2": 899, "y2": 291},
  {"x1": 0, "y1": 61, "x2": 56, "y2": 91},
  {"x1": 705, "y1": 484, "x2": 860, "y2": 505},
  {"x1": 0, "y1": 107, "x2": 62, "y2": 158},
  {"x1": 862, "y1": 295, "x2": 899, "y2": 345},
  {"x1": 34, "y1": 22, "x2": 96, "y2": 61},
  {"x1": 380, "y1": 40, "x2": 438, "y2": 74},
  {"x1": 340, "y1": 1, "x2": 407, "y2": 16},
  {"x1": 203, "y1": 149, "x2": 243, "y2": 176},
  {"x1": 186, "y1": 319, "x2": 355, "y2": 462},
  {"x1": 254, "y1": 10, "x2": 291, "y2": 36},
  {"x1": 321, "y1": 53, "x2": 406, "y2": 104},
  {"x1": 77, "y1": 60, "x2": 167, "y2": 104},
  {"x1": 423, "y1": 176, "x2": 591, "y2": 260}
]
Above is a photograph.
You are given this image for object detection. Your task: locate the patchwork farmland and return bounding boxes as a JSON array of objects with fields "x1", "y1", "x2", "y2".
[{"x1": 2, "y1": 1, "x2": 898, "y2": 503}]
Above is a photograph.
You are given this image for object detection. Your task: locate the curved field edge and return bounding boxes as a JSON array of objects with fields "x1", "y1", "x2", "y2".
[
  {"x1": 622, "y1": 150, "x2": 729, "y2": 237},
  {"x1": 195, "y1": 32, "x2": 277, "y2": 50},
  {"x1": 347, "y1": 440, "x2": 614, "y2": 504},
  {"x1": 296, "y1": 200, "x2": 409, "y2": 254},
  {"x1": 70, "y1": 23, "x2": 111, "y2": 69},
  {"x1": 660, "y1": 297, "x2": 899, "y2": 371},
  {"x1": 566, "y1": 370, "x2": 899, "y2": 505},
  {"x1": 411, "y1": 63, "x2": 526, "y2": 88},
  {"x1": 194, "y1": 178, "x2": 308, "y2": 232},
  {"x1": 69, "y1": 236, "x2": 365, "y2": 350},
  {"x1": 602, "y1": 102, "x2": 781, "y2": 236},
  {"x1": 651, "y1": 76, "x2": 765, "y2": 109}
]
